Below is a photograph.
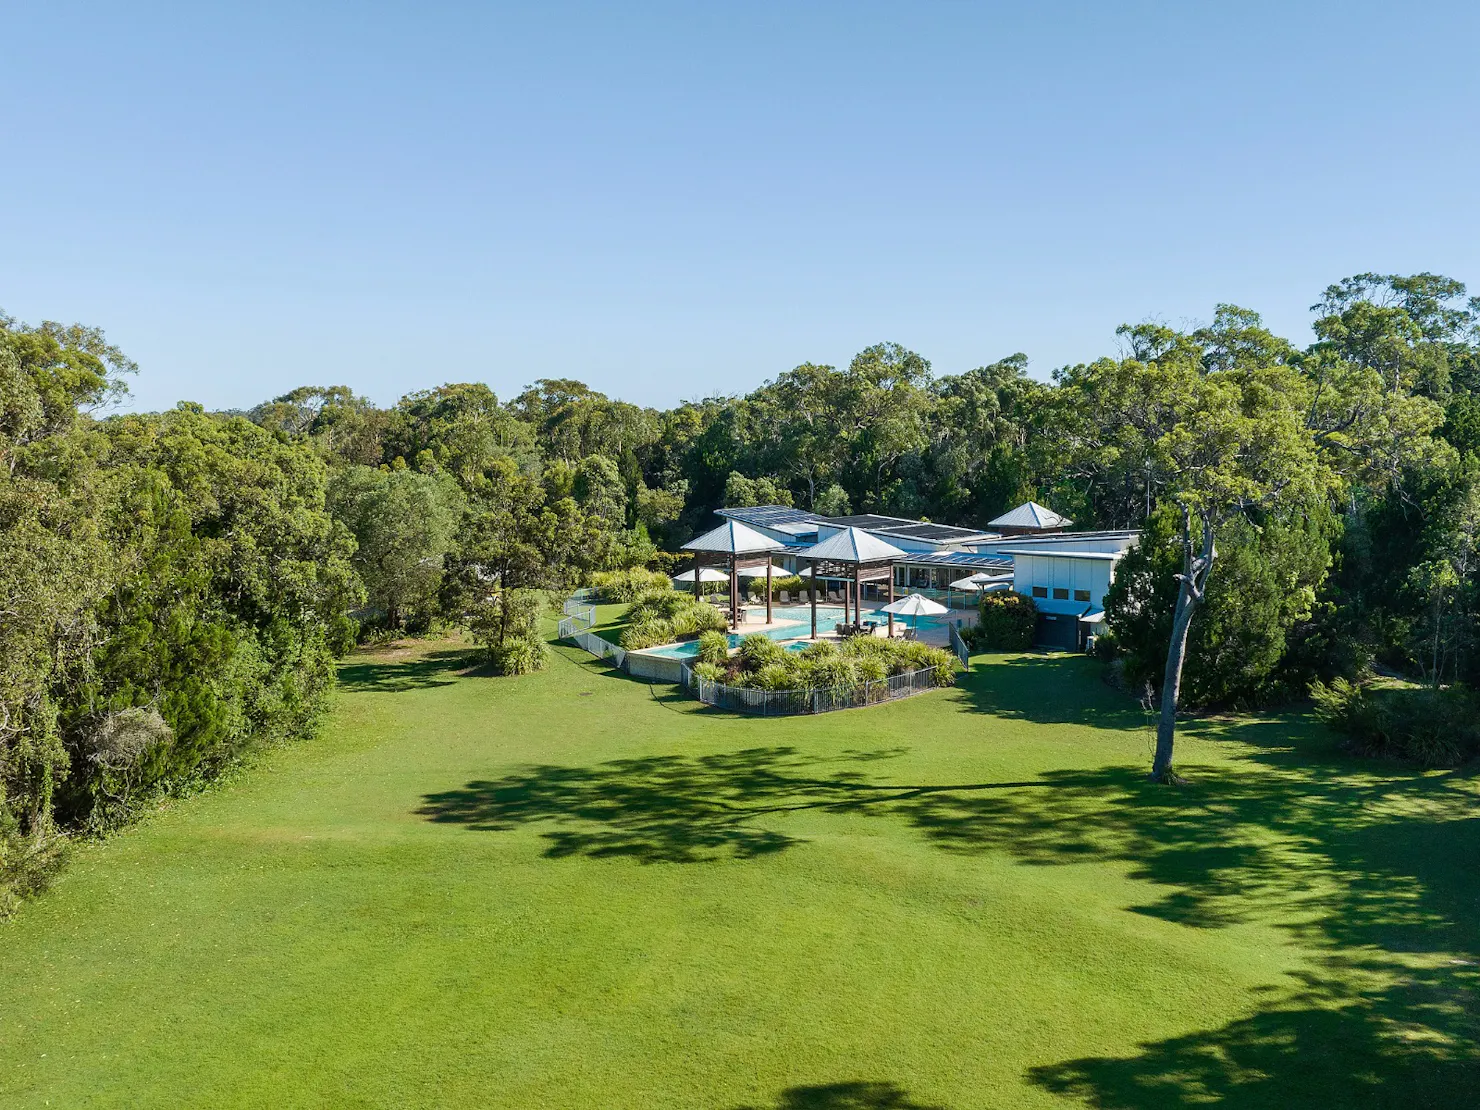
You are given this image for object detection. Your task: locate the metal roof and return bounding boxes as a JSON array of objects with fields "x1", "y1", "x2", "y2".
[
  {"x1": 715, "y1": 505, "x2": 817, "y2": 528},
  {"x1": 996, "y1": 548, "x2": 1122, "y2": 561},
  {"x1": 718, "y1": 504, "x2": 993, "y2": 546},
  {"x1": 798, "y1": 526, "x2": 907, "y2": 564},
  {"x1": 682, "y1": 520, "x2": 786, "y2": 555},
  {"x1": 825, "y1": 513, "x2": 996, "y2": 545},
  {"x1": 975, "y1": 529, "x2": 1139, "y2": 549},
  {"x1": 987, "y1": 501, "x2": 1073, "y2": 529},
  {"x1": 895, "y1": 551, "x2": 1014, "y2": 571}
]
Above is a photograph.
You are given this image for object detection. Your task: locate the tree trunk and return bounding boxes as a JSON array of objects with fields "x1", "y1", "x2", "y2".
[
  {"x1": 1152, "y1": 581, "x2": 1198, "y2": 781},
  {"x1": 1150, "y1": 508, "x2": 1216, "y2": 783}
]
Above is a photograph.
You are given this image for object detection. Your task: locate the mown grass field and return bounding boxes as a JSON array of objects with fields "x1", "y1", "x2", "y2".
[{"x1": 2, "y1": 615, "x2": 1477, "y2": 1108}]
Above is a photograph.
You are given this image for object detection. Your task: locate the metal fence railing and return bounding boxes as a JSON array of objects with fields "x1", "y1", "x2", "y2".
[
  {"x1": 557, "y1": 605, "x2": 596, "y2": 638},
  {"x1": 949, "y1": 623, "x2": 970, "y2": 669},
  {"x1": 568, "y1": 626, "x2": 626, "y2": 668},
  {"x1": 679, "y1": 663, "x2": 944, "y2": 716},
  {"x1": 567, "y1": 587, "x2": 601, "y2": 605}
]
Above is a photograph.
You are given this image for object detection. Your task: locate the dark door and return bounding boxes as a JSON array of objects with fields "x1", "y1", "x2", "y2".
[{"x1": 1034, "y1": 613, "x2": 1079, "y2": 650}]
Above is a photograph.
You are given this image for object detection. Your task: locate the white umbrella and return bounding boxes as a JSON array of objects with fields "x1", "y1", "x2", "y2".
[
  {"x1": 880, "y1": 592, "x2": 949, "y2": 631},
  {"x1": 671, "y1": 567, "x2": 729, "y2": 583},
  {"x1": 734, "y1": 562, "x2": 790, "y2": 579},
  {"x1": 948, "y1": 571, "x2": 1010, "y2": 606}
]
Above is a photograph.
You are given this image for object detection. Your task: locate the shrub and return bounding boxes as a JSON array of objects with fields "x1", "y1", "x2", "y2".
[
  {"x1": 798, "y1": 654, "x2": 859, "y2": 693},
  {"x1": 738, "y1": 633, "x2": 787, "y2": 670},
  {"x1": 620, "y1": 618, "x2": 672, "y2": 650},
  {"x1": 975, "y1": 590, "x2": 1037, "y2": 651},
  {"x1": 1310, "y1": 678, "x2": 1480, "y2": 767},
  {"x1": 752, "y1": 662, "x2": 799, "y2": 690},
  {"x1": 590, "y1": 568, "x2": 671, "y2": 602},
  {"x1": 621, "y1": 590, "x2": 727, "y2": 648},
  {"x1": 470, "y1": 591, "x2": 548, "y2": 676},
  {"x1": 487, "y1": 638, "x2": 547, "y2": 676},
  {"x1": 695, "y1": 630, "x2": 731, "y2": 666},
  {"x1": 691, "y1": 661, "x2": 724, "y2": 683}
]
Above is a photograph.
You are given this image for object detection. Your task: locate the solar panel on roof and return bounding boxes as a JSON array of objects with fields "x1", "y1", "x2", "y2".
[{"x1": 717, "y1": 504, "x2": 818, "y2": 528}]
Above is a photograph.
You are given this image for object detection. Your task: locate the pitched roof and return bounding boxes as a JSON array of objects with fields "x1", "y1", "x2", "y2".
[
  {"x1": 797, "y1": 526, "x2": 907, "y2": 564},
  {"x1": 987, "y1": 501, "x2": 1073, "y2": 530},
  {"x1": 715, "y1": 505, "x2": 816, "y2": 529},
  {"x1": 681, "y1": 519, "x2": 786, "y2": 555}
]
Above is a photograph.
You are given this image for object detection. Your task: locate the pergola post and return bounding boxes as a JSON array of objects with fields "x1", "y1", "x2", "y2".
[
  {"x1": 729, "y1": 557, "x2": 739, "y2": 630},
  {"x1": 853, "y1": 565, "x2": 862, "y2": 627},
  {"x1": 887, "y1": 567, "x2": 895, "y2": 637},
  {"x1": 809, "y1": 560, "x2": 817, "y2": 639},
  {"x1": 765, "y1": 562, "x2": 772, "y2": 625},
  {"x1": 693, "y1": 554, "x2": 702, "y2": 601}
]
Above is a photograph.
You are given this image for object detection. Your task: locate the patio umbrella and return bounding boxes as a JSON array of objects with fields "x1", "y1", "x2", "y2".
[
  {"x1": 880, "y1": 592, "x2": 949, "y2": 632},
  {"x1": 671, "y1": 567, "x2": 729, "y2": 583},
  {"x1": 948, "y1": 571, "x2": 1010, "y2": 607},
  {"x1": 733, "y1": 562, "x2": 790, "y2": 578}
]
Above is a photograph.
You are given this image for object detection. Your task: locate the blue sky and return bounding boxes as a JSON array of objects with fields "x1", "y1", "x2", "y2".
[{"x1": 4, "y1": 2, "x2": 1478, "y2": 413}]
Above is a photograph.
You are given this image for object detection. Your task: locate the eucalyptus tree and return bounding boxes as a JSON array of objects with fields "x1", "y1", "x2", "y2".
[{"x1": 1060, "y1": 333, "x2": 1334, "y2": 780}]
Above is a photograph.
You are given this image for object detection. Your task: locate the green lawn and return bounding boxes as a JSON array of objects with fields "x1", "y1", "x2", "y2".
[{"x1": 2, "y1": 621, "x2": 1477, "y2": 1109}]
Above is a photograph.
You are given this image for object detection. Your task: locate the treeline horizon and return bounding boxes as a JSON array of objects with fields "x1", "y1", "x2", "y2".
[{"x1": 5, "y1": 268, "x2": 1480, "y2": 910}]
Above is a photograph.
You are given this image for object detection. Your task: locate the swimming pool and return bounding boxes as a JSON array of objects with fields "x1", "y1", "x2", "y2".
[
  {"x1": 640, "y1": 637, "x2": 812, "y2": 660},
  {"x1": 634, "y1": 604, "x2": 956, "y2": 659}
]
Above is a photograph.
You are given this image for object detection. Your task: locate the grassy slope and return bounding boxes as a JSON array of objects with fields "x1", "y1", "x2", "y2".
[{"x1": 1, "y1": 624, "x2": 1476, "y2": 1109}]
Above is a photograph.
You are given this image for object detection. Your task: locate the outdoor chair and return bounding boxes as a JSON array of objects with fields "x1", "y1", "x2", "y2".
[
  {"x1": 779, "y1": 591, "x2": 790, "y2": 604},
  {"x1": 903, "y1": 627, "x2": 918, "y2": 641}
]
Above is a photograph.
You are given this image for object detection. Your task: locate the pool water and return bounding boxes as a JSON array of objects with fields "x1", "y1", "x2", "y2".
[
  {"x1": 641, "y1": 637, "x2": 812, "y2": 660},
  {"x1": 636, "y1": 604, "x2": 954, "y2": 659}
]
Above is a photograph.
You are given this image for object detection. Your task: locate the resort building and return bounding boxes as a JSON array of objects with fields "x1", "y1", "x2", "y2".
[{"x1": 714, "y1": 502, "x2": 1138, "y2": 649}]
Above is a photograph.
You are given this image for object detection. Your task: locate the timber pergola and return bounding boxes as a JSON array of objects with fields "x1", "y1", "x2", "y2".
[
  {"x1": 795, "y1": 527, "x2": 908, "y2": 639},
  {"x1": 681, "y1": 520, "x2": 786, "y2": 630}
]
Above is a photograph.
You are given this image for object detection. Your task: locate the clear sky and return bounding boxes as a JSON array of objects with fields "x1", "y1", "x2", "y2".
[{"x1": 4, "y1": 1, "x2": 1478, "y2": 413}]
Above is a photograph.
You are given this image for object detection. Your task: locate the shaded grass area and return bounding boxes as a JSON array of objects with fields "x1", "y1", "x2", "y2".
[{"x1": 1, "y1": 623, "x2": 1476, "y2": 1108}]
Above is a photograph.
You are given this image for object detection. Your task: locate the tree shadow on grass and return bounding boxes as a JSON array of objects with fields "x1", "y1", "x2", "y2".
[
  {"x1": 418, "y1": 735, "x2": 1480, "y2": 1104},
  {"x1": 733, "y1": 1081, "x2": 950, "y2": 1109},
  {"x1": 1030, "y1": 954, "x2": 1480, "y2": 1108},
  {"x1": 337, "y1": 648, "x2": 481, "y2": 693},
  {"x1": 416, "y1": 746, "x2": 1038, "y2": 863},
  {"x1": 957, "y1": 652, "x2": 1148, "y2": 729}
]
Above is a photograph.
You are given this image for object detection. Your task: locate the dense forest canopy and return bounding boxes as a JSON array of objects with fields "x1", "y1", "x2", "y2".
[{"x1": 4, "y1": 270, "x2": 1480, "y2": 904}]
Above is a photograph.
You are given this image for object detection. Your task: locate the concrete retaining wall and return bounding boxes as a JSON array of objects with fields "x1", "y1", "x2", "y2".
[{"x1": 625, "y1": 652, "x2": 687, "y2": 684}]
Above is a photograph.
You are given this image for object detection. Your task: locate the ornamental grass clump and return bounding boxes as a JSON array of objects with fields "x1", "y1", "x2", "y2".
[
  {"x1": 703, "y1": 631, "x2": 958, "y2": 696},
  {"x1": 738, "y1": 632, "x2": 787, "y2": 670},
  {"x1": 589, "y1": 568, "x2": 672, "y2": 602},
  {"x1": 695, "y1": 630, "x2": 731, "y2": 666},
  {"x1": 621, "y1": 589, "x2": 728, "y2": 649}
]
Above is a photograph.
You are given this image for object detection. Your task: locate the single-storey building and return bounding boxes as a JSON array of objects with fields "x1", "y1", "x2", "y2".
[
  {"x1": 712, "y1": 502, "x2": 1139, "y2": 648},
  {"x1": 997, "y1": 548, "x2": 1124, "y2": 650}
]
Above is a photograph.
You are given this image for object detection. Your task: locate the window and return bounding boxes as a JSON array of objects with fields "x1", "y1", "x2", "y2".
[
  {"x1": 1031, "y1": 586, "x2": 1048, "y2": 598},
  {"x1": 1052, "y1": 588, "x2": 1069, "y2": 600},
  {"x1": 1074, "y1": 589, "x2": 1091, "y2": 602}
]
